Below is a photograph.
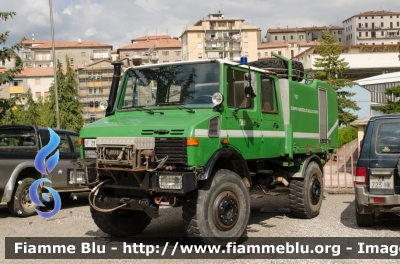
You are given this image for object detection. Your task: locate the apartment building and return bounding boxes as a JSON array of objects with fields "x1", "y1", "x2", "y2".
[
  {"x1": 266, "y1": 26, "x2": 344, "y2": 44},
  {"x1": 76, "y1": 59, "x2": 114, "y2": 124},
  {"x1": 343, "y1": 10, "x2": 400, "y2": 45},
  {"x1": 21, "y1": 39, "x2": 113, "y2": 68},
  {"x1": 118, "y1": 35, "x2": 182, "y2": 65},
  {"x1": 295, "y1": 44, "x2": 400, "y2": 79},
  {"x1": 180, "y1": 12, "x2": 261, "y2": 62},
  {"x1": 257, "y1": 41, "x2": 319, "y2": 60}
]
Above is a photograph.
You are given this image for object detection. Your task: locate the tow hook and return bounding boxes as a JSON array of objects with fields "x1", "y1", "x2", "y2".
[{"x1": 154, "y1": 196, "x2": 177, "y2": 206}]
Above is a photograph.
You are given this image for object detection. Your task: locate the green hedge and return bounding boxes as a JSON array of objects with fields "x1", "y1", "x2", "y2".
[{"x1": 338, "y1": 125, "x2": 358, "y2": 148}]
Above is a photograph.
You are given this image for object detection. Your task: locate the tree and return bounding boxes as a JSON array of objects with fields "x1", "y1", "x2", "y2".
[
  {"x1": 313, "y1": 28, "x2": 360, "y2": 126},
  {"x1": 374, "y1": 85, "x2": 400, "y2": 114},
  {"x1": 48, "y1": 55, "x2": 83, "y2": 132},
  {"x1": 0, "y1": 12, "x2": 24, "y2": 120}
]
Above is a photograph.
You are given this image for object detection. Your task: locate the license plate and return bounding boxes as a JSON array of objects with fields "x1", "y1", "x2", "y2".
[
  {"x1": 84, "y1": 138, "x2": 96, "y2": 148},
  {"x1": 370, "y1": 175, "x2": 394, "y2": 189}
]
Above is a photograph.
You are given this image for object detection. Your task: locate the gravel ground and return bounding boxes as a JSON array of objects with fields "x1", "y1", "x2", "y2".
[{"x1": 1, "y1": 188, "x2": 400, "y2": 264}]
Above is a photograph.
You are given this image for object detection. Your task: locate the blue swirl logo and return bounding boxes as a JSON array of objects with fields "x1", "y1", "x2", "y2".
[{"x1": 30, "y1": 128, "x2": 62, "y2": 218}]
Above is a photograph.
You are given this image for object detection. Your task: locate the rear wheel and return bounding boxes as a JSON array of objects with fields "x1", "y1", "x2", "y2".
[
  {"x1": 182, "y1": 169, "x2": 250, "y2": 245},
  {"x1": 90, "y1": 207, "x2": 151, "y2": 236},
  {"x1": 8, "y1": 178, "x2": 38, "y2": 217},
  {"x1": 289, "y1": 162, "x2": 323, "y2": 218}
]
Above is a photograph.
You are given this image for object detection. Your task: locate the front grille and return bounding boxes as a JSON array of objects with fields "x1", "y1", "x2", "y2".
[{"x1": 155, "y1": 138, "x2": 187, "y2": 166}]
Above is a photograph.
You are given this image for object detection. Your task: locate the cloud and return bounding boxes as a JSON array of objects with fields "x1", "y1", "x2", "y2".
[
  {"x1": 62, "y1": 8, "x2": 72, "y2": 16},
  {"x1": 85, "y1": 28, "x2": 97, "y2": 37}
]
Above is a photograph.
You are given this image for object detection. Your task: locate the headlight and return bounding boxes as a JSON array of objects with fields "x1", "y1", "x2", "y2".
[
  {"x1": 68, "y1": 169, "x2": 86, "y2": 184},
  {"x1": 212, "y1": 92, "x2": 224, "y2": 106},
  {"x1": 158, "y1": 175, "x2": 182, "y2": 190}
]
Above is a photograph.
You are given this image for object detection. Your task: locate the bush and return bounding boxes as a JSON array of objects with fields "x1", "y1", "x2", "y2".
[{"x1": 338, "y1": 125, "x2": 357, "y2": 148}]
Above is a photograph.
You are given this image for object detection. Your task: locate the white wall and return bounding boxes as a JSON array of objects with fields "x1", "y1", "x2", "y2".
[{"x1": 27, "y1": 77, "x2": 53, "y2": 100}]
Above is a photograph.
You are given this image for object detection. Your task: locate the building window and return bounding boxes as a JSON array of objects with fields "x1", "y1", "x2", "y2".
[
  {"x1": 338, "y1": 30, "x2": 342, "y2": 34},
  {"x1": 162, "y1": 51, "x2": 169, "y2": 56},
  {"x1": 70, "y1": 58, "x2": 74, "y2": 65},
  {"x1": 44, "y1": 92, "x2": 50, "y2": 97},
  {"x1": 290, "y1": 50, "x2": 294, "y2": 58},
  {"x1": 89, "y1": 115, "x2": 95, "y2": 123},
  {"x1": 175, "y1": 51, "x2": 181, "y2": 56},
  {"x1": 366, "y1": 32, "x2": 369, "y2": 37},
  {"x1": 89, "y1": 89, "x2": 93, "y2": 94},
  {"x1": 381, "y1": 22, "x2": 384, "y2": 27},
  {"x1": 359, "y1": 32, "x2": 361, "y2": 37},
  {"x1": 81, "y1": 52, "x2": 86, "y2": 57},
  {"x1": 365, "y1": 16, "x2": 367, "y2": 19},
  {"x1": 93, "y1": 50, "x2": 109, "y2": 59},
  {"x1": 264, "y1": 52, "x2": 268, "y2": 57},
  {"x1": 89, "y1": 101, "x2": 94, "y2": 107},
  {"x1": 278, "y1": 51, "x2": 282, "y2": 55},
  {"x1": 99, "y1": 88, "x2": 103, "y2": 94},
  {"x1": 290, "y1": 35, "x2": 293, "y2": 40},
  {"x1": 398, "y1": 22, "x2": 400, "y2": 27},
  {"x1": 198, "y1": 53, "x2": 202, "y2": 59},
  {"x1": 274, "y1": 36, "x2": 277, "y2": 40},
  {"x1": 365, "y1": 23, "x2": 368, "y2": 28},
  {"x1": 35, "y1": 78, "x2": 40, "y2": 85},
  {"x1": 339, "y1": 38, "x2": 341, "y2": 42},
  {"x1": 93, "y1": 88, "x2": 97, "y2": 94},
  {"x1": 35, "y1": 92, "x2": 41, "y2": 98},
  {"x1": 381, "y1": 31, "x2": 384, "y2": 36},
  {"x1": 1, "y1": 60, "x2": 4, "y2": 66},
  {"x1": 299, "y1": 35, "x2": 304, "y2": 40},
  {"x1": 283, "y1": 36, "x2": 286, "y2": 40},
  {"x1": 244, "y1": 42, "x2": 248, "y2": 47},
  {"x1": 11, "y1": 80, "x2": 23, "y2": 86},
  {"x1": 95, "y1": 101, "x2": 99, "y2": 107},
  {"x1": 359, "y1": 23, "x2": 361, "y2": 28}
]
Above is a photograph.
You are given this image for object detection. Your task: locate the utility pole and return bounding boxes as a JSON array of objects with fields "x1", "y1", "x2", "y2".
[{"x1": 49, "y1": 0, "x2": 60, "y2": 128}]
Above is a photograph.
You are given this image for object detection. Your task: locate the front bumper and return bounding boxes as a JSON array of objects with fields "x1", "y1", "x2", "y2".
[{"x1": 355, "y1": 184, "x2": 400, "y2": 213}]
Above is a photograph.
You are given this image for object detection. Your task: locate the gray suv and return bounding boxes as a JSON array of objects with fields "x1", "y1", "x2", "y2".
[{"x1": 355, "y1": 114, "x2": 400, "y2": 226}]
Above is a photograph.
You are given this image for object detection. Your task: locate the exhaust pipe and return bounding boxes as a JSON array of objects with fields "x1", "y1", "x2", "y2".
[{"x1": 106, "y1": 60, "x2": 123, "y2": 117}]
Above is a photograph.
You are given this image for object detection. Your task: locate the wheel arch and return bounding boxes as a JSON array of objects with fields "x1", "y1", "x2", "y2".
[
  {"x1": 1, "y1": 162, "x2": 41, "y2": 203},
  {"x1": 197, "y1": 147, "x2": 251, "y2": 187},
  {"x1": 290, "y1": 155, "x2": 323, "y2": 179}
]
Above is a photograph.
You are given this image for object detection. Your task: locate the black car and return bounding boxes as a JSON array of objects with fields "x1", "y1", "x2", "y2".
[{"x1": 355, "y1": 114, "x2": 400, "y2": 226}]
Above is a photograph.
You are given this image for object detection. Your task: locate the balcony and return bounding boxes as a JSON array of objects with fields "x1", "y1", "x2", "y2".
[{"x1": 357, "y1": 26, "x2": 382, "y2": 31}]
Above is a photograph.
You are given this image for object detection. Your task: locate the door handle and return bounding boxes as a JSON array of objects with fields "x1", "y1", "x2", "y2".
[
  {"x1": 253, "y1": 122, "x2": 260, "y2": 128},
  {"x1": 273, "y1": 123, "x2": 279, "y2": 128}
]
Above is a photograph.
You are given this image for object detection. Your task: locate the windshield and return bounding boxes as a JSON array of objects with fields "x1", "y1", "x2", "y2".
[{"x1": 117, "y1": 62, "x2": 220, "y2": 110}]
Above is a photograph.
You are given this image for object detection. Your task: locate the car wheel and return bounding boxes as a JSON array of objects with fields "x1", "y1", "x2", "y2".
[{"x1": 7, "y1": 178, "x2": 38, "y2": 217}]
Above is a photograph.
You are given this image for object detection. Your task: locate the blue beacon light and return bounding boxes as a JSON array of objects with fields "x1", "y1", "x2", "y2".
[{"x1": 240, "y1": 57, "x2": 247, "y2": 65}]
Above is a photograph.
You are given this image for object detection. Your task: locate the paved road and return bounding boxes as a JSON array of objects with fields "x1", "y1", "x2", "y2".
[{"x1": 1, "y1": 188, "x2": 400, "y2": 263}]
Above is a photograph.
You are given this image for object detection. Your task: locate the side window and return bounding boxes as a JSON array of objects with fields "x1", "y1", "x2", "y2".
[
  {"x1": 376, "y1": 122, "x2": 400, "y2": 154},
  {"x1": 58, "y1": 134, "x2": 71, "y2": 153},
  {"x1": 227, "y1": 69, "x2": 256, "y2": 109},
  {"x1": 0, "y1": 128, "x2": 36, "y2": 148},
  {"x1": 260, "y1": 77, "x2": 278, "y2": 113},
  {"x1": 69, "y1": 134, "x2": 80, "y2": 153}
]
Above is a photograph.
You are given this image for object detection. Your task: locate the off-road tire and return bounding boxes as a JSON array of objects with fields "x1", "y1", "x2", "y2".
[
  {"x1": 289, "y1": 162, "x2": 323, "y2": 218},
  {"x1": 90, "y1": 207, "x2": 151, "y2": 236},
  {"x1": 182, "y1": 169, "x2": 250, "y2": 245},
  {"x1": 354, "y1": 199, "x2": 374, "y2": 227},
  {"x1": 249, "y1": 59, "x2": 304, "y2": 82},
  {"x1": 7, "y1": 178, "x2": 38, "y2": 217}
]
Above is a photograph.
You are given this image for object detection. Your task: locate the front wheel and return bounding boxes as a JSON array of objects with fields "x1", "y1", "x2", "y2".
[
  {"x1": 91, "y1": 207, "x2": 151, "y2": 236},
  {"x1": 289, "y1": 161, "x2": 323, "y2": 218},
  {"x1": 8, "y1": 178, "x2": 38, "y2": 217},
  {"x1": 183, "y1": 169, "x2": 250, "y2": 245}
]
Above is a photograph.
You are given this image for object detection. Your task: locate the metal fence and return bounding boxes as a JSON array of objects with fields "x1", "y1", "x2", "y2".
[{"x1": 323, "y1": 140, "x2": 358, "y2": 188}]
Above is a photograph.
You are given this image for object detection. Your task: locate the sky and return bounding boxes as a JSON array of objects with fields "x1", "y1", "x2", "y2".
[{"x1": 2, "y1": 0, "x2": 400, "y2": 50}]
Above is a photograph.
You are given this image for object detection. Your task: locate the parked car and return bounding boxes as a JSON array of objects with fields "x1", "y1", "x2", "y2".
[
  {"x1": 0, "y1": 125, "x2": 89, "y2": 217},
  {"x1": 355, "y1": 114, "x2": 400, "y2": 226}
]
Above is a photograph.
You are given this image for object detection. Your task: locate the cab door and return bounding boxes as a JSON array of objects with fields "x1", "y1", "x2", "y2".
[
  {"x1": 223, "y1": 67, "x2": 261, "y2": 159},
  {"x1": 259, "y1": 76, "x2": 283, "y2": 158}
]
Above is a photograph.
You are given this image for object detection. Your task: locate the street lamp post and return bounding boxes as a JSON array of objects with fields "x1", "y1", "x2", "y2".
[{"x1": 49, "y1": 0, "x2": 60, "y2": 128}]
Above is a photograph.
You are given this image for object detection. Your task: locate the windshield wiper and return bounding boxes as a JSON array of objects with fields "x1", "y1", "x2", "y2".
[
  {"x1": 177, "y1": 105, "x2": 195, "y2": 113},
  {"x1": 134, "y1": 106, "x2": 154, "y2": 115}
]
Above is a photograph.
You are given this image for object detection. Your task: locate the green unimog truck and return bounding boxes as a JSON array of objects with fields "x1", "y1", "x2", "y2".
[{"x1": 77, "y1": 53, "x2": 338, "y2": 245}]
